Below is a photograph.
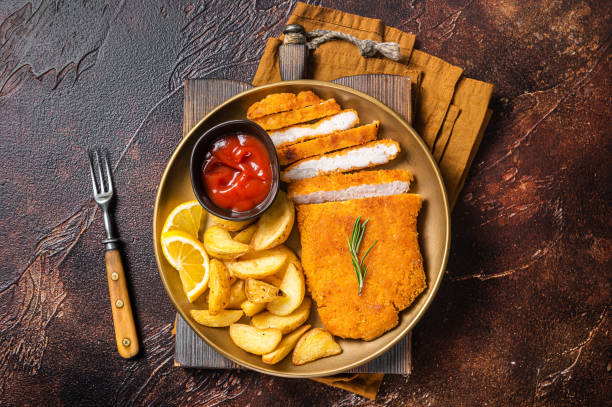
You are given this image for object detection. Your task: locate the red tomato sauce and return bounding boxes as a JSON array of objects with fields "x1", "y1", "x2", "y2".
[{"x1": 202, "y1": 133, "x2": 272, "y2": 212}]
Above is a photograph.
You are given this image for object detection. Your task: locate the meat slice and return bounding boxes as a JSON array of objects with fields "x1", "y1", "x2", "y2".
[
  {"x1": 280, "y1": 139, "x2": 400, "y2": 182},
  {"x1": 277, "y1": 120, "x2": 378, "y2": 165},
  {"x1": 253, "y1": 99, "x2": 341, "y2": 131},
  {"x1": 288, "y1": 169, "x2": 412, "y2": 204},
  {"x1": 269, "y1": 109, "x2": 359, "y2": 148},
  {"x1": 247, "y1": 91, "x2": 321, "y2": 120}
]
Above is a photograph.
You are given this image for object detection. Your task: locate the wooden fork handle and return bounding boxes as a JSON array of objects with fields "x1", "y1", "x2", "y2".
[{"x1": 105, "y1": 249, "x2": 139, "y2": 358}]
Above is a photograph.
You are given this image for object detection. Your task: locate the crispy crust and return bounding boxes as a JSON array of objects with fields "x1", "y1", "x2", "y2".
[
  {"x1": 288, "y1": 169, "x2": 413, "y2": 198},
  {"x1": 270, "y1": 109, "x2": 359, "y2": 148},
  {"x1": 247, "y1": 91, "x2": 322, "y2": 120},
  {"x1": 297, "y1": 194, "x2": 426, "y2": 341},
  {"x1": 277, "y1": 121, "x2": 378, "y2": 165},
  {"x1": 253, "y1": 99, "x2": 341, "y2": 131},
  {"x1": 280, "y1": 139, "x2": 401, "y2": 182}
]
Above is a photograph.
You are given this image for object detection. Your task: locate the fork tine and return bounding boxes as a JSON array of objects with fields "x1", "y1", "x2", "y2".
[
  {"x1": 103, "y1": 151, "x2": 113, "y2": 193},
  {"x1": 88, "y1": 151, "x2": 99, "y2": 194},
  {"x1": 94, "y1": 150, "x2": 106, "y2": 193}
]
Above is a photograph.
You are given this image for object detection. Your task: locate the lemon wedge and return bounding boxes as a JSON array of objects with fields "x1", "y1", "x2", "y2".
[
  {"x1": 162, "y1": 200, "x2": 206, "y2": 238},
  {"x1": 161, "y1": 230, "x2": 210, "y2": 302}
]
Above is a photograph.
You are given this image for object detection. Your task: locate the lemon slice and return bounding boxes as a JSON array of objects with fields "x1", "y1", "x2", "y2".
[
  {"x1": 162, "y1": 200, "x2": 206, "y2": 238},
  {"x1": 161, "y1": 230, "x2": 210, "y2": 302}
]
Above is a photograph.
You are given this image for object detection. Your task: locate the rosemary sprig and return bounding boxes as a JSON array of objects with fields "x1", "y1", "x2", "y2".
[{"x1": 347, "y1": 216, "x2": 377, "y2": 295}]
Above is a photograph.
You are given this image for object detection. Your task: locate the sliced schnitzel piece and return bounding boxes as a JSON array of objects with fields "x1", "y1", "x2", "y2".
[
  {"x1": 297, "y1": 194, "x2": 425, "y2": 341},
  {"x1": 253, "y1": 99, "x2": 341, "y2": 131},
  {"x1": 288, "y1": 169, "x2": 413, "y2": 204},
  {"x1": 247, "y1": 91, "x2": 321, "y2": 120},
  {"x1": 277, "y1": 121, "x2": 379, "y2": 165},
  {"x1": 280, "y1": 139, "x2": 400, "y2": 182},
  {"x1": 269, "y1": 110, "x2": 359, "y2": 148}
]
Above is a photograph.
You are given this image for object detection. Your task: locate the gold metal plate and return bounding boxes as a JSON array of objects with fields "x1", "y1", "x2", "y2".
[{"x1": 153, "y1": 80, "x2": 450, "y2": 378}]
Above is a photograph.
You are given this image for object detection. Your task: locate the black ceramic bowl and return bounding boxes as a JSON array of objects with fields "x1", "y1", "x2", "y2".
[{"x1": 190, "y1": 120, "x2": 280, "y2": 221}]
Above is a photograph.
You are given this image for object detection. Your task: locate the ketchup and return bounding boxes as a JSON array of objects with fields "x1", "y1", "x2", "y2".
[{"x1": 202, "y1": 133, "x2": 272, "y2": 212}]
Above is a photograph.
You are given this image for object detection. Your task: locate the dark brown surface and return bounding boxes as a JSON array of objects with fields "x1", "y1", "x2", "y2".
[{"x1": 0, "y1": 0, "x2": 609, "y2": 405}]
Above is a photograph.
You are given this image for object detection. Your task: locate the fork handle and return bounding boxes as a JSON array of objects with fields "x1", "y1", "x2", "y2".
[{"x1": 105, "y1": 249, "x2": 139, "y2": 358}]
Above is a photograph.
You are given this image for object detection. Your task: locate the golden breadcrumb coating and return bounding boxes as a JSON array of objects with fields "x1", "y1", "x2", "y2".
[
  {"x1": 253, "y1": 99, "x2": 341, "y2": 131},
  {"x1": 280, "y1": 139, "x2": 401, "y2": 182},
  {"x1": 277, "y1": 121, "x2": 379, "y2": 165},
  {"x1": 270, "y1": 109, "x2": 359, "y2": 148},
  {"x1": 288, "y1": 168, "x2": 413, "y2": 198},
  {"x1": 297, "y1": 194, "x2": 425, "y2": 341},
  {"x1": 247, "y1": 91, "x2": 322, "y2": 120}
]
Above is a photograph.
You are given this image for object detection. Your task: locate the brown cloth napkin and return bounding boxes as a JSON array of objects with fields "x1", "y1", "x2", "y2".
[{"x1": 252, "y1": 2, "x2": 494, "y2": 399}]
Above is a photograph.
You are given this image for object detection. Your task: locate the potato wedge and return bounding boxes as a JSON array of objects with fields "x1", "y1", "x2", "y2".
[
  {"x1": 190, "y1": 309, "x2": 243, "y2": 327},
  {"x1": 245, "y1": 278, "x2": 281, "y2": 303},
  {"x1": 292, "y1": 328, "x2": 342, "y2": 365},
  {"x1": 259, "y1": 246, "x2": 301, "y2": 285},
  {"x1": 261, "y1": 274, "x2": 283, "y2": 287},
  {"x1": 240, "y1": 300, "x2": 267, "y2": 317},
  {"x1": 229, "y1": 324, "x2": 282, "y2": 355},
  {"x1": 209, "y1": 214, "x2": 254, "y2": 232},
  {"x1": 252, "y1": 297, "x2": 311, "y2": 333},
  {"x1": 225, "y1": 248, "x2": 287, "y2": 279},
  {"x1": 262, "y1": 324, "x2": 311, "y2": 365},
  {"x1": 278, "y1": 245, "x2": 302, "y2": 271},
  {"x1": 204, "y1": 226, "x2": 250, "y2": 260},
  {"x1": 227, "y1": 280, "x2": 247, "y2": 309},
  {"x1": 233, "y1": 223, "x2": 258, "y2": 244},
  {"x1": 207, "y1": 260, "x2": 231, "y2": 314},
  {"x1": 267, "y1": 263, "x2": 305, "y2": 315},
  {"x1": 251, "y1": 190, "x2": 295, "y2": 250}
]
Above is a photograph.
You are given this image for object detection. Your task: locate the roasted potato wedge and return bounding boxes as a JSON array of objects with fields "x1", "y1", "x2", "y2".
[
  {"x1": 240, "y1": 300, "x2": 267, "y2": 317},
  {"x1": 227, "y1": 280, "x2": 247, "y2": 309},
  {"x1": 269, "y1": 245, "x2": 302, "y2": 281},
  {"x1": 262, "y1": 324, "x2": 311, "y2": 365},
  {"x1": 225, "y1": 248, "x2": 288, "y2": 279},
  {"x1": 190, "y1": 309, "x2": 243, "y2": 327},
  {"x1": 261, "y1": 274, "x2": 283, "y2": 287},
  {"x1": 229, "y1": 324, "x2": 282, "y2": 355},
  {"x1": 233, "y1": 223, "x2": 258, "y2": 244},
  {"x1": 245, "y1": 278, "x2": 281, "y2": 303},
  {"x1": 251, "y1": 190, "x2": 295, "y2": 250},
  {"x1": 279, "y1": 245, "x2": 302, "y2": 270},
  {"x1": 292, "y1": 328, "x2": 342, "y2": 365},
  {"x1": 209, "y1": 214, "x2": 254, "y2": 232},
  {"x1": 208, "y1": 260, "x2": 231, "y2": 314},
  {"x1": 267, "y1": 263, "x2": 305, "y2": 315},
  {"x1": 204, "y1": 226, "x2": 250, "y2": 260},
  {"x1": 252, "y1": 297, "x2": 311, "y2": 333}
]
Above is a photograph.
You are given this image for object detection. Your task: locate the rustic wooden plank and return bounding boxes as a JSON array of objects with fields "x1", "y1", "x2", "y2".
[
  {"x1": 177, "y1": 75, "x2": 413, "y2": 374},
  {"x1": 332, "y1": 74, "x2": 412, "y2": 124},
  {"x1": 279, "y1": 44, "x2": 308, "y2": 81}
]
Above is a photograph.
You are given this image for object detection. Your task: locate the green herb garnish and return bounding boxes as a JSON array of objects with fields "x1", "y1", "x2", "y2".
[{"x1": 348, "y1": 216, "x2": 377, "y2": 295}]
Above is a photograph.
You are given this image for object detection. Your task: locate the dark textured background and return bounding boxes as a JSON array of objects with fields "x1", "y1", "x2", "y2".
[{"x1": 0, "y1": 1, "x2": 610, "y2": 405}]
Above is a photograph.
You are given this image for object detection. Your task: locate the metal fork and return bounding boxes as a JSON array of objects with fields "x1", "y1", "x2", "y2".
[{"x1": 88, "y1": 150, "x2": 139, "y2": 359}]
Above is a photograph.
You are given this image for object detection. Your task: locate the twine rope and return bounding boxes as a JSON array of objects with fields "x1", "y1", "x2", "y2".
[{"x1": 284, "y1": 30, "x2": 401, "y2": 61}]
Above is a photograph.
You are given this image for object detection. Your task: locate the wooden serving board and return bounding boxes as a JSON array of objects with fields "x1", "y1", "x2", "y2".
[{"x1": 175, "y1": 74, "x2": 414, "y2": 374}]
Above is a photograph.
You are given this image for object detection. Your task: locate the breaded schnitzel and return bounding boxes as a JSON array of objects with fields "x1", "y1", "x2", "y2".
[
  {"x1": 269, "y1": 110, "x2": 359, "y2": 148},
  {"x1": 280, "y1": 139, "x2": 401, "y2": 182},
  {"x1": 277, "y1": 121, "x2": 379, "y2": 165},
  {"x1": 247, "y1": 91, "x2": 321, "y2": 120},
  {"x1": 288, "y1": 169, "x2": 412, "y2": 204},
  {"x1": 297, "y1": 194, "x2": 425, "y2": 340},
  {"x1": 253, "y1": 99, "x2": 341, "y2": 131}
]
